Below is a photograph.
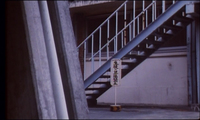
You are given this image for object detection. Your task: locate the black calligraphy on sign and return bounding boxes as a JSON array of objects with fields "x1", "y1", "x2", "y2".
[{"x1": 110, "y1": 59, "x2": 121, "y2": 86}]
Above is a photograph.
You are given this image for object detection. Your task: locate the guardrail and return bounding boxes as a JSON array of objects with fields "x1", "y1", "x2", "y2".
[{"x1": 77, "y1": 0, "x2": 177, "y2": 79}]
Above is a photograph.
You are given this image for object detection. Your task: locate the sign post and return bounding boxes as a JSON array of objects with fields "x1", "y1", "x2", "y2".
[{"x1": 110, "y1": 59, "x2": 121, "y2": 112}]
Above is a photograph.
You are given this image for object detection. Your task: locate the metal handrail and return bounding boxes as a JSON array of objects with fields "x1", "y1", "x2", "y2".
[
  {"x1": 77, "y1": 0, "x2": 128, "y2": 49},
  {"x1": 88, "y1": 1, "x2": 156, "y2": 60},
  {"x1": 78, "y1": 0, "x2": 178, "y2": 80}
]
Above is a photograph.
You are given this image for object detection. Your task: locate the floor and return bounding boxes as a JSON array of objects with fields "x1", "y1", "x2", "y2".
[{"x1": 88, "y1": 106, "x2": 200, "y2": 119}]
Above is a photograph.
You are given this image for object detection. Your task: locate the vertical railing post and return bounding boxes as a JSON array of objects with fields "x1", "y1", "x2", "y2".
[
  {"x1": 152, "y1": 0, "x2": 155, "y2": 22},
  {"x1": 99, "y1": 28, "x2": 102, "y2": 67},
  {"x1": 146, "y1": 7, "x2": 148, "y2": 28},
  {"x1": 121, "y1": 32, "x2": 124, "y2": 48},
  {"x1": 137, "y1": 17, "x2": 140, "y2": 34},
  {"x1": 124, "y1": 3, "x2": 127, "y2": 45},
  {"x1": 172, "y1": 1, "x2": 176, "y2": 25},
  {"x1": 154, "y1": 0, "x2": 157, "y2": 41},
  {"x1": 84, "y1": 42, "x2": 86, "y2": 79},
  {"x1": 142, "y1": 0, "x2": 145, "y2": 30},
  {"x1": 162, "y1": 0, "x2": 165, "y2": 13},
  {"x1": 133, "y1": 0, "x2": 135, "y2": 38},
  {"x1": 154, "y1": 0, "x2": 157, "y2": 20},
  {"x1": 107, "y1": 20, "x2": 110, "y2": 60},
  {"x1": 162, "y1": 0, "x2": 166, "y2": 33},
  {"x1": 115, "y1": 12, "x2": 118, "y2": 54},
  {"x1": 129, "y1": 24, "x2": 132, "y2": 41},
  {"x1": 91, "y1": 35, "x2": 94, "y2": 73},
  {"x1": 124, "y1": 3, "x2": 126, "y2": 24}
]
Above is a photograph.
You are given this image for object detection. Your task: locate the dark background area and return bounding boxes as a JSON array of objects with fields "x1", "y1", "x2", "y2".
[{"x1": 5, "y1": 1, "x2": 38, "y2": 119}]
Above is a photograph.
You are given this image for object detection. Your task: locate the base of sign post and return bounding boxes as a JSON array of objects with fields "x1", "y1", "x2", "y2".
[{"x1": 110, "y1": 105, "x2": 121, "y2": 112}]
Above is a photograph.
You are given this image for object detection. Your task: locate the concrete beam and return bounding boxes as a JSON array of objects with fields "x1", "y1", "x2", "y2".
[
  {"x1": 38, "y1": 1, "x2": 69, "y2": 119},
  {"x1": 69, "y1": 0, "x2": 113, "y2": 8},
  {"x1": 47, "y1": 1, "x2": 89, "y2": 119},
  {"x1": 22, "y1": 1, "x2": 57, "y2": 119}
]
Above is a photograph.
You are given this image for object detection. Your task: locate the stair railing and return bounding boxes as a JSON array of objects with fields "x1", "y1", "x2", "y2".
[
  {"x1": 77, "y1": 0, "x2": 177, "y2": 80},
  {"x1": 77, "y1": 0, "x2": 128, "y2": 79}
]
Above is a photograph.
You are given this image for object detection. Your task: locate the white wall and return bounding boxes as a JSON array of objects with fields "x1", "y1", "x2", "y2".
[{"x1": 85, "y1": 49, "x2": 188, "y2": 106}]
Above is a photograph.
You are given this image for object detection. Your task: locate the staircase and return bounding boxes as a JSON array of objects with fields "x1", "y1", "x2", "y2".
[{"x1": 77, "y1": 0, "x2": 196, "y2": 106}]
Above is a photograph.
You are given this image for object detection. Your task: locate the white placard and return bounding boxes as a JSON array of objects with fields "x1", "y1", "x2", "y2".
[{"x1": 110, "y1": 59, "x2": 121, "y2": 86}]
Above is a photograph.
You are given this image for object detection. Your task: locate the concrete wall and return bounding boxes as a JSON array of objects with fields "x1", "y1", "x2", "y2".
[
  {"x1": 85, "y1": 50, "x2": 188, "y2": 106},
  {"x1": 69, "y1": 0, "x2": 113, "y2": 8},
  {"x1": 6, "y1": 1, "x2": 38, "y2": 119},
  {"x1": 6, "y1": 1, "x2": 89, "y2": 119}
]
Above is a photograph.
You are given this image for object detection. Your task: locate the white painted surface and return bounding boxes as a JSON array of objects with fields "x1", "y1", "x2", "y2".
[{"x1": 85, "y1": 51, "x2": 188, "y2": 105}]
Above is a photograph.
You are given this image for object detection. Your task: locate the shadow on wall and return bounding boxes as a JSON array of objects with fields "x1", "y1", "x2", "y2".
[{"x1": 6, "y1": 1, "x2": 38, "y2": 119}]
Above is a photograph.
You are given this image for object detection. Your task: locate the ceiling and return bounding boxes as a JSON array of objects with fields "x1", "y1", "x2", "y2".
[
  {"x1": 69, "y1": 1, "x2": 125, "y2": 17},
  {"x1": 69, "y1": 1, "x2": 173, "y2": 18}
]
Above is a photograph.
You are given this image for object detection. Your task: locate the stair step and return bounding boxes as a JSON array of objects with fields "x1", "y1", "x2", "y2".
[
  {"x1": 123, "y1": 55, "x2": 146, "y2": 61},
  {"x1": 86, "y1": 92, "x2": 100, "y2": 96},
  {"x1": 134, "y1": 43, "x2": 146, "y2": 50},
  {"x1": 122, "y1": 59, "x2": 137, "y2": 67},
  {"x1": 128, "y1": 50, "x2": 137, "y2": 55},
  {"x1": 125, "y1": 51, "x2": 146, "y2": 57},
  {"x1": 124, "y1": 54, "x2": 145, "y2": 58},
  {"x1": 122, "y1": 61, "x2": 137, "y2": 65},
  {"x1": 86, "y1": 97, "x2": 95, "y2": 100},
  {"x1": 99, "y1": 75, "x2": 110, "y2": 78},
  {"x1": 161, "y1": 24, "x2": 183, "y2": 30},
  {"x1": 93, "y1": 81, "x2": 110, "y2": 84},
  {"x1": 142, "y1": 39, "x2": 164, "y2": 45},
  {"x1": 122, "y1": 65, "x2": 130, "y2": 70},
  {"x1": 122, "y1": 67, "x2": 133, "y2": 72},
  {"x1": 152, "y1": 31, "x2": 173, "y2": 38},
  {"x1": 173, "y1": 16, "x2": 193, "y2": 23},
  {"x1": 86, "y1": 87, "x2": 107, "y2": 90}
]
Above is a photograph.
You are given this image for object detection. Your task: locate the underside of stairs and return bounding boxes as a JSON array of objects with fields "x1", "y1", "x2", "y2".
[{"x1": 78, "y1": 1, "x2": 196, "y2": 106}]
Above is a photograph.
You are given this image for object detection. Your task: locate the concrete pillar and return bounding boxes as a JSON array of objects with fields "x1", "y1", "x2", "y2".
[
  {"x1": 22, "y1": 1, "x2": 57, "y2": 119},
  {"x1": 191, "y1": 21, "x2": 197, "y2": 104},
  {"x1": 187, "y1": 20, "x2": 198, "y2": 105},
  {"x1": 47, "y1": 1, "x2": 89, "y2": 119},
  {"x1": 38, "y1": 1, "x2": 69, "y2": 119},
  {"x1": 196, "y1": 17, "x2": 200, "y2": 104},
  {"x1": 187, "y1": 22, "x2": 193, "y2": 105}
]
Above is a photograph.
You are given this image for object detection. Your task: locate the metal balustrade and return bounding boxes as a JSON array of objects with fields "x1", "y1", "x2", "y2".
[{"x1": 77, "y1": 0, "x2": 177, "y2": 80}]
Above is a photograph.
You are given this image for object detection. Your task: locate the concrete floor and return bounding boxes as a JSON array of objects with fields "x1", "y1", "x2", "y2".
[{"x1": 88, "y1": 106, "x2": 200, "y2": 119}]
